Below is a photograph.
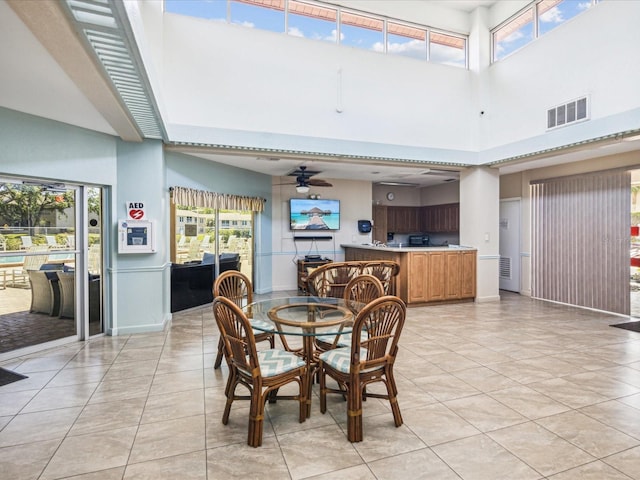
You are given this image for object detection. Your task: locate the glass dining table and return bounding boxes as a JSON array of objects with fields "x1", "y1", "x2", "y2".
[{"x1": 244, "y1": 296, "x2": 355, "y2": 417}]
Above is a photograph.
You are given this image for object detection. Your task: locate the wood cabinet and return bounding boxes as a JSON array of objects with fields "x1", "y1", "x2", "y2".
[
  {"x1": 460, "y1": 250, "x2": 477, "y2": 298},
  {"x1": 406, "y1": 249, "x2": 476, "y2": 304},
  {"x1": 297, "y1": 258, "x2": 331, "y2": 293},
  {"x1": 372, "y1": 205, "x2": 388, "y2": 243},
  {"x1": 387, "y1": 206, "x2": 420, "y2": 233},
  {"x1": 420, "y1": 203, "x2": 459, "y2": 233},
  {"x1": 372, "y1": 203, "x2": 460, "y2": 236}
]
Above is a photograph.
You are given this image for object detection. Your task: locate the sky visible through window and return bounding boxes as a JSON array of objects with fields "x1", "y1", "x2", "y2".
[
  {"x1": 165, "y1": 0, "x2": 465, "y2": 66},
  {"x1": 495, "y1": 0, "x2": 595, "y2": 60}
]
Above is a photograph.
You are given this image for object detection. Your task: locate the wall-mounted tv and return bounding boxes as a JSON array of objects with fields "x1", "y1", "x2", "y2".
[{"x1": 290, "y1": 198, "x2": 340, "y2": 231}]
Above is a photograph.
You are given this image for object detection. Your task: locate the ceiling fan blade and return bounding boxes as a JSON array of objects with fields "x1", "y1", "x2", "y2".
[{"x1": 307, "y1": 179, "x2": 332, "y2": 187}]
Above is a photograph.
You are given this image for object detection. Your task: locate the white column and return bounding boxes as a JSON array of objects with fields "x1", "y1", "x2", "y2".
[{"x1": 460, "y1": 167, "x2": 500, "y2": 303}]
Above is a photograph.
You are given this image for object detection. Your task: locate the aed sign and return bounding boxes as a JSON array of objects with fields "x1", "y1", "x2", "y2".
[{"x1": 127, "y1": 201, "x2": 146, "y2": 220}]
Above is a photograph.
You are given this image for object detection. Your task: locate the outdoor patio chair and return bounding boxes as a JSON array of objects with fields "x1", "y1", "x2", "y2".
[
  {"x1": 319, "y1": 295, "x2": 407, "y2": 442},
  {"x1": 10, "y1": 245, "x2": 49, "y2": 288},
  {"x1": 28, "y1": 270, "x2": 59, "y2": 316},
  {"x1": 57, "y1": 271, "x2": 75, "y2": 318},
  {"x1": 20, "y1": 236, "x2": 33, "y2": 249},
  {"x1": 45, "y1": 235, "x2": 59, "y2": 248},
  {"x1": 213, "y1": 296, "x2": 307, "y2": 447},
  {"x1": 213, "y1": 270, "x2": 275, "y2": 369}
]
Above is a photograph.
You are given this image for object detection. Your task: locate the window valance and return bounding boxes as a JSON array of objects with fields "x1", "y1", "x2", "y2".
[{"x1": 170, "y1": 186, "x2": 266, "y2": 213}]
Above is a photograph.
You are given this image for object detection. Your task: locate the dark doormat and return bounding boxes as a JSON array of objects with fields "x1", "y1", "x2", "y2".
[
  {"x1": 0, "y1": 367, "x2": 28, "y2": 387},
  {"x1": 610, "y1": 321, "x2": 640, "y2": 333}
]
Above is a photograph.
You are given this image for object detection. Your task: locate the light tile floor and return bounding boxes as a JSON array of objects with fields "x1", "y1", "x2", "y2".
[{"x1": 1, "y1": 292, "x2": 640, "y2": 480}]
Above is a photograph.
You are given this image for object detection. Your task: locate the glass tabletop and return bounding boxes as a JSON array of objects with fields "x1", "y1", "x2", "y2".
[{"x1": 244, "y1": 296, "x2": 354, "y2": 337}]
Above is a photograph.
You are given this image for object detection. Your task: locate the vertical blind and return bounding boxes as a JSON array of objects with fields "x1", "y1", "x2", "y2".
[{"x1": 531, "y1": 170, "x2": 630, "y2": 315}]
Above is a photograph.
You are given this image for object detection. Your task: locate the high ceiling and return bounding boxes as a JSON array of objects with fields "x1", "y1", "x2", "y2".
[{"x1": 2, "y1": 0, "x2": 639, "y2": 189}]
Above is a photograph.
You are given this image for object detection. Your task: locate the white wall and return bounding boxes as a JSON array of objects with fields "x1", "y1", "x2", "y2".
[
  {"x1": 160, "y1": 13, "x2": 475, "y2": 154},
  {"x1": 420, "y1": 182, "x2": 460, "y2": 205},
  {"x1": 482, "y1": 1, "x2": 640, "y2": 155},
  {"x1": 271, "y1": 178, "x2": 372, "y2": 291}
]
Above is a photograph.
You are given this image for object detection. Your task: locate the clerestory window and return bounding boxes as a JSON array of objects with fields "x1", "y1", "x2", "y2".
[
  {"x1": 165, "y1": 0, "x2": 467, "y2": 68},
  {"x1": 492, "y1": 0, "x2": 602, "y2": 62}
]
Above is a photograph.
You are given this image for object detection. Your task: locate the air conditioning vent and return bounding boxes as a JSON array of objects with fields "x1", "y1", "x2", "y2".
[
  {"x1": 547, "y1": 96, "x2": 588, "y2": 130},
  {"x1": 499, "y1": 256, "x2": 511, "y2": 279}
]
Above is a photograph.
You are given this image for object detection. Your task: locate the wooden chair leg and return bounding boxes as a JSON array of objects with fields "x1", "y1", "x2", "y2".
[
  {"x1": 214, "y1": 337, "x2": 225, "y2": 369},
  {"x1": 319, "y1": 364, "x2": 327, "y2": 414},
  {"x1": 299, "y1": 378, "x2": 307, "y2": 423},
  {"x1": 347, "y1": 379, "x2": 364, "y2": 442},
  {"x1": 248, "y1": 394, "x2": 266, "y2": 447},
  {"x1": 386, "y1": 371, "x2": 403, "y2": 427}
]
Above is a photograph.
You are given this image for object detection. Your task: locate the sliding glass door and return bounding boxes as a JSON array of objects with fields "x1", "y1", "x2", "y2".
[
  {"x1": 0, "y1": 178, "x2": 105, "y2": 356},
  {"x1": 172, "y1": 205, "x2": 254, "y2": 281}
]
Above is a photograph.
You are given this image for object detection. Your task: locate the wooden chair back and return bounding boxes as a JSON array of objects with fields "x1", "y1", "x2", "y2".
[
  {"x1": 351, "y1": 295, "x2": 406, "y2": 371},
  {"x1": 213, "y1": 296, "x2": 258, "y2": 375},
  {"x1": 307, "y1": 260, "x2": 399, "y2": 298},
  {"x1": 213, "y1": 270, "x2": 253, "y2": 308},
  {"x1": 343, "y1": 274, "x2": 384, "y2": 315}
]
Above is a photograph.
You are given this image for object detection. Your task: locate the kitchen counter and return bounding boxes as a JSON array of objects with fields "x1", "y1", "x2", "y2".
[
  {"x1": 341, "y1": 244, "x2": 476, "y2": 306},
  {"x1": 341, "y1": 243, "x2": 475, "y2": 252}
]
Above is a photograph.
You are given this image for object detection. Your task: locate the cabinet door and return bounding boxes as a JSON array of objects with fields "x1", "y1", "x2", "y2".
[
  {"x1": 427, "y1": 251, "x2": 446, "y2": 301},
  {"x1": 386, "y1": 206, "x2": 398, "y2": 232},
  {"x1": 445, "y1": 251, "x2": 462, "y2": 299},
  {"x1": 407, "y1": 207, "x2": 420, "y2": 232},
  {"x1": 372, "y1": 205, "x2": 388, "y2": 243},
  {"x1": 443, "y1": 204, "x2": 460, "y2": 232},
  {"x1": 460, "y1": 250, "x2": 476, "y2": 298},
  {"x1": 408, "y1": 252, "x2": 429, "y2": 303}
]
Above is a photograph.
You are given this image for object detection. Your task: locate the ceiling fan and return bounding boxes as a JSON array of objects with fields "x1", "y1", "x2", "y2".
[{"x1": 276, "y1": 166, "x2": 333, "y2": 193}]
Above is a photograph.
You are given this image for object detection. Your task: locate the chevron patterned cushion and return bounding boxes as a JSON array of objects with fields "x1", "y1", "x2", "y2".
[
  {"x1": 250, "y1": 318, "x2": 276, "y2": 332},
  {"x1": 253, "y1": 349, "x2": 305, "y2": 377},
  {"x1": 319, "y1": 347, "x2": 368, "y2": 374}
]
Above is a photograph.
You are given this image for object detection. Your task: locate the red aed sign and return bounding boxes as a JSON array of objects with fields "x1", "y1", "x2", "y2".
[{"x1": 127, "y1": 202, "x2": 146, "y2": 220}]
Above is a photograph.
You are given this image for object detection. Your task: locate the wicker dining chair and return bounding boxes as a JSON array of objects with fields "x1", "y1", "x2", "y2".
[
  {"x1": 315, "y1": 274, "x2": 385, "y2": 353},
  {"x1": 318, "y1": 295, "x2": 407, "y2": 442},
  {"x1": 213, "y1": 270, "x2": 275, "y2": 369},
  {"x1": 213, "y1": 296, "x2": 307, "y2": 447}
]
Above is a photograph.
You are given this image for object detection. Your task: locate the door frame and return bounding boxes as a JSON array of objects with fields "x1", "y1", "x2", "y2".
[{"x1": 499, "y1": 197, "x2": 521, "y2": 293}]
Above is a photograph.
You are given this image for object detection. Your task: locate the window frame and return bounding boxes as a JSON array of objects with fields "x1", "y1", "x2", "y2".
[{"x1": 491, "y1": 0, "x2": 601, "y2": 63}]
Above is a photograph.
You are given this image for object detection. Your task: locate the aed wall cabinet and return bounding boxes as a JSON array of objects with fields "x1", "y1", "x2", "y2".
[{"x1": 118, "y1": 220, "x2": 157, "y2": 254}]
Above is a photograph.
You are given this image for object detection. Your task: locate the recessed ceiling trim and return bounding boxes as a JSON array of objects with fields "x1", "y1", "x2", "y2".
[
  {"x1": 486, "y1": 128, "x2": 640, "y2": 168},
  {"x1": 166, "y1": 142, "x2": 472, "y2": 170}
]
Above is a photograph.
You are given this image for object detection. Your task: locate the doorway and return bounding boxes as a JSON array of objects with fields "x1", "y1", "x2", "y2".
[
  {"x1": 0, "y1": 178, "x2": 105, "y2": 356},
  {"x1": 499, "y1": 198, "x2": 521, "y2": 293}
]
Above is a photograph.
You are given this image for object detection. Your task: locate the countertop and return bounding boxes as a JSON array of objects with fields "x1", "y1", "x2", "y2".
[{"x1": 341, "y1": 243, "x2": 476, "y2": 252}]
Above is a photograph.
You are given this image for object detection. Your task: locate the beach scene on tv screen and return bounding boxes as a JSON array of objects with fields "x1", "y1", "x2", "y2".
[{"x1": 290, "y1": 199, "x2": 340, "y2": 230}]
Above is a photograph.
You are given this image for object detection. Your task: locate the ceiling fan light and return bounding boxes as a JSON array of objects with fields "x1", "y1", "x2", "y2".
[{"x1": 296, "y1": 185, "x2": 310, "y2": 194}]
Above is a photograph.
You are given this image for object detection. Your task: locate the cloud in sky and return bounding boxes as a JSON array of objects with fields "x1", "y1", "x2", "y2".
[
  {"x1": 288, "y1": 26, "x2": 305, "y2": 37},
  {"x1": 311, "y1": 29, "x2": 342, "y2": 43},
  {"x1": 540, "y1": 6, "x2": 564, "y2": 23},
  {"x1": 501, "y1": 29, "x2": 525, "y2": 44}
]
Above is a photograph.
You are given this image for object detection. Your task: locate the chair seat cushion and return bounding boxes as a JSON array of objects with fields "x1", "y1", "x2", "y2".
[
  {"x1": 254, "y1": 349, "x2": 305, "y2": 377},
  {"x1": 319, "y1": 347, "x2": 368, "y2": 374}
]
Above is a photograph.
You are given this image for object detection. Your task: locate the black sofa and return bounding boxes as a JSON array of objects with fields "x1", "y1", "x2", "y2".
[{"x1": 170, "y1": 253, "x2": 241, "y2": 312}]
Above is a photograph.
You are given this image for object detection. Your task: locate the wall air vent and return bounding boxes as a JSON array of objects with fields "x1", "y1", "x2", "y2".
[
  {"x1": 499, "y1": 256, "x2": 511, "y2": 280},
  {"x1": 547, "y1": 96, "x2": 589, "y2": 130}
]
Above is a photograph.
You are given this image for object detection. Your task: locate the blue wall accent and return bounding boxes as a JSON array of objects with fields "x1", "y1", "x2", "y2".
[
  {"x1": 166, "y1": 151, "x2": 273, "y2": 293},
  {"x1": 0, "y1": 108, "x2": 275, "y2": 337}
]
